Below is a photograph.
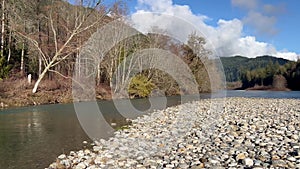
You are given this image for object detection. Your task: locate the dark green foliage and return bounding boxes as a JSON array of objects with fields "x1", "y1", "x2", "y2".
[
  {"x1": 285, "y1": 61, "x2": 300, "y2": 90},
  {"x1": 236, "y1": 58, "x2": 300, "y2": 90},
  {"x1": 220, "y1": 56, "x2": 248, "y2": 82},
  {"x1": 239, "y1": 61, "x2": 282, "y2": 89},
  {"x1": 0, "y1": 56, "x2": 12, "y2": 79},
  {"x1": 221, "y1": 55, "x2": 290, "y2": 82}
]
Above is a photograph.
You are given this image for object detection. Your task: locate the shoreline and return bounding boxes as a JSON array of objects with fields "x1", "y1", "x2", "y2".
[
  {"x1": 231, "y1": 86, "x2": 292, "y2": 91},
  {"x1": 0, "y1": 89, "x2": 113, "y2": 109},
  {"x1": 0, "y1": 78, "x2": 112, "y2": 109},
  {"x1": 47, "y1": 97, "x2": 300, "y2": 168},
  {"x1": 245, "y1": 85, "x2": 291, "y2": 91},
  {"x1": 1, "y1": 89, "x2": 299, "y2": 110},
  {"x1": 0, "y1": 76, "x2": 298, "y2": 109}
]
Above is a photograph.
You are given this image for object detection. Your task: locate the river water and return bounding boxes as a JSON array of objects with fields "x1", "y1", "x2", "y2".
[{"x1": 0, "y1": 90, "x2": 300, "y2": 169}]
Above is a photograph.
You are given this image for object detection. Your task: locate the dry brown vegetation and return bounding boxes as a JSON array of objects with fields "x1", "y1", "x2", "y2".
[{"x1": 0, "y1": 75, "x2": 113, "y2": 108}]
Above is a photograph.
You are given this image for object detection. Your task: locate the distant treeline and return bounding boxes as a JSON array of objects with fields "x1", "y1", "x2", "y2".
[{"x1": 221, "y1": 56, "x2": 300, "y2": 90}]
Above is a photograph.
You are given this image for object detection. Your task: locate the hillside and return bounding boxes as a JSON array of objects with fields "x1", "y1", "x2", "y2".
[
  {"x1": 220, "y1": 55, "x2": 292, "y2": 82},
  {"x1": 0, "y1": 0, "x2": 216, "y2": 107}
]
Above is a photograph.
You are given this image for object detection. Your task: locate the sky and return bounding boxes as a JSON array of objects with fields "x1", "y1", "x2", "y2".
[{"x1": 73, "y1": 0, "x2": 300, "y2": 61}]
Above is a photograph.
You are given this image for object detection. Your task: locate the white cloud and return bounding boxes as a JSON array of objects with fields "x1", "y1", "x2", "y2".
[
  {"x1": 136, "y1": 0, "x2": 173, "y2": 12},
  {"x1": 235, "y1": 36, "x2": 276, "y2": 57},
  {"x1": 243, "y1": 11, "x2": 277, "y2": 35},
  {"x1": 231, "y1": 0, "x2": 258, "y2": 10},
  {"x1": 276, "y1": 51, "x2": 299, "y2": 61},
  {"x1": 263, "y1": 4, "x2": 286, "y2": 15},
  {"x1": 130, "y1": 0, "x2": 298, "y2": 61},
  {"x1": 231, "y1": 1, "x2": 286, "y2": 36}
]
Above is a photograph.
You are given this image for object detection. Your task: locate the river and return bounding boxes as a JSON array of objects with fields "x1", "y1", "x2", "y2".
[{"x1": 0, "y1": 90, "x2": 300, "y2": 169}]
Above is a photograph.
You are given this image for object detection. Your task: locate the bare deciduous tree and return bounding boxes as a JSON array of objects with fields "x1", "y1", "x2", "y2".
[
  {"x1": 11, "y1": 0, "x2": 110, "y2": 93},
  {"x1": 0, "y1": 0, "x2": 5, "y2": 57}
]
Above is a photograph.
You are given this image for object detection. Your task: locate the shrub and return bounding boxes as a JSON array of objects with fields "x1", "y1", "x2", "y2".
[{"x1": 128, "y1": 74, "x2": 155, "y2": 98}]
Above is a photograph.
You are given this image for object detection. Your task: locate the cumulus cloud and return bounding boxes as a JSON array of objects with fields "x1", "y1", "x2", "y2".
[
  {"x1": 276, "y1": 51, "x2": 299, "y2": 61},
  {"x1": 130, "y1": 0, "x2": 298, "y2": 61},
  {"x1": 243, "y1": 11, "x2": 277, "y2": 35},
  {"x1": 231, "y1": 0, "x2": 286, "y2": 37}
]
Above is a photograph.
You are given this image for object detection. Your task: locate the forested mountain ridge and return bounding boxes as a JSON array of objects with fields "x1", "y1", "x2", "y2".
[
  {"x1": 221, "y1": 55, "x2": 300, "y2": 90},
  {"x1": 220, "y1": 55, "x2": 291, "y2": 82}
]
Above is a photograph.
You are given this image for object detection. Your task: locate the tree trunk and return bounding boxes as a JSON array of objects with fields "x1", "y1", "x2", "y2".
[
  {"x1": 37, "y1": 1, "x2": 42, "y2": 76},
  {"x1": 20, "y1": 41, "x2": 25, "y2": 74},
  {"x1": 1, "y1": 0, "x2": 5, "y2": 57},
  {"x1": 32, "y1": 61, "x2": 52, "y2": 93},
  {"x1": 96, "y1": 62, "x2": 100, "y2": 86},
  {"x1": 7, "y1": 29, "x2": 11, "y2": 62},
  {"x1": 32, "y1": 72, "x2": 44, "y2": 93},
  {"x1": 76, "y1": 51, "x2": 80, "y2": 77},
  {"x1": 38, "y1": 55, "x2": 42, "y2": 75}
]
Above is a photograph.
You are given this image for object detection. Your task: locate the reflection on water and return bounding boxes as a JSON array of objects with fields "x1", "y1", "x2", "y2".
[
  {"x1": 0, "y1": 91, "x2": 300, "y2": 169},
  {"x1": 0, "y1": 104, "x2": 90, "y2": 169},
  {"x1": 0, "y1": 95, "x2": 191, "y2": 169}
]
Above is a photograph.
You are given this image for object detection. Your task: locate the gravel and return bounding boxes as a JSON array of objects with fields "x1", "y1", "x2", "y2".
[{"x1": 47, "y1": 97, "x2": 300, "y2": 168}]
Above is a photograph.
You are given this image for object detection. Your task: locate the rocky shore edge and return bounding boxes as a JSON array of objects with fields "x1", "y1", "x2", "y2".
[{"x1": 47, "y1": 97, "x2": 300, "y2": 169}]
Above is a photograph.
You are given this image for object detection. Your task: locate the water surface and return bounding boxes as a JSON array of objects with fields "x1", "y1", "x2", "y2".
[{"x1": 0, "y1": 91, "x2": 300, "y2": 169}]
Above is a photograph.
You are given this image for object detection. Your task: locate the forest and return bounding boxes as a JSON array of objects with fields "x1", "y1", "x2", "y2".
[
  {"x1": 0, "y1": 0, "x2": 218, "y2": 107},
  {"x1": 221, "y1": 56, "x2": 300, "y2": 90}
]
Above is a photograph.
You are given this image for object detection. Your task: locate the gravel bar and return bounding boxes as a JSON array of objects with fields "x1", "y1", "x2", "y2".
[{"x1": 47, "y1": 97, "x2": 300, "y2": 169}]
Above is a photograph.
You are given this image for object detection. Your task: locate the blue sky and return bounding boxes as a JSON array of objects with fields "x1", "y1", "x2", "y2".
[
  {"x1": 72, "y1": 0, "x2": 300, "y2": 60},
  {"x1": 170, "y1": 0, "x2": 300, "y2": 54}
]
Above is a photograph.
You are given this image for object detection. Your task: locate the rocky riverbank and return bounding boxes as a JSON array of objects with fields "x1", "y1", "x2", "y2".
[{"x1": 47, "y1": 97, "x2": 300, "y2": 169}]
